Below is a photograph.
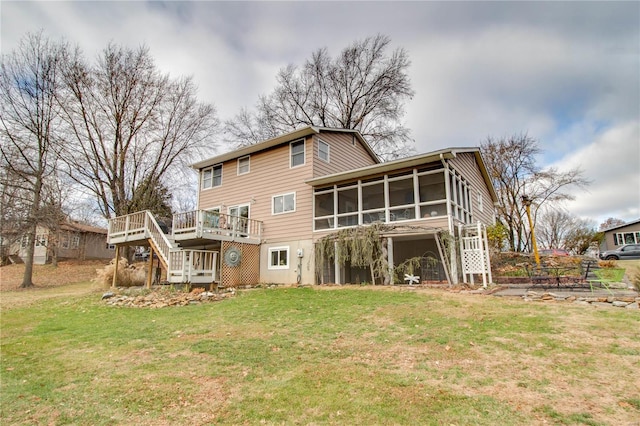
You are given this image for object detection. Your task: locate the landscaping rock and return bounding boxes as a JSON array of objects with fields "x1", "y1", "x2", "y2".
[
  {"x1": 102, "y1": 287, "x2": 235, "y2": 308},
  {"x1": 612, "y1": 301, "x2": 629, "y2": 308},
  {"x1": 625, "y1": 302, "x2": 639, "y2": 310}
]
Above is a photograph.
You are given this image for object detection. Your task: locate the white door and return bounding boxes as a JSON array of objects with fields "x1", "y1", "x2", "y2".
[{"x1": 228, "y1": 204, "x2": 250, "y2": 235}]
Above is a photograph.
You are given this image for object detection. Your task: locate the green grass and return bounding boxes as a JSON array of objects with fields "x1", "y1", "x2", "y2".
[{"x1": 2, "y1": 286, "x2": 639, "y2": 425}]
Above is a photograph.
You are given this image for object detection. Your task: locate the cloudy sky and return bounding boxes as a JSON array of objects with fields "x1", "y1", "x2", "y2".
[{"x1": 2, "y1": 1, "x2": 639, "y2": 226}]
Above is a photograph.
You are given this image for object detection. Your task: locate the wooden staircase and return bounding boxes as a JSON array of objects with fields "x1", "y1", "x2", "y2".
[{"x1": 107, "y1": 211, "x2": 218, "y2": 284}]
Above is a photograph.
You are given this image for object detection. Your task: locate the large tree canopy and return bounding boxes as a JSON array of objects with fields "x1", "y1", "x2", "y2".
[
  {"x1": 58, "y1": 43, "x2": 218, "y2": 218},
  {"x1": 481, "y1": 134, "x2": 589, "y2": 252},
  {"x1": 0, "y1": 32, "x2": 67, "y2": 286},
  {"x1": 224, "y1": 34, "x2": 414, "y2": 160}
]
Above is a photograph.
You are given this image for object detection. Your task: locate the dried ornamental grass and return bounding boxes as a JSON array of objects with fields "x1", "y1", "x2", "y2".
[{"x1": 95, "y1": 257, "x2": 147, "y2": 288}]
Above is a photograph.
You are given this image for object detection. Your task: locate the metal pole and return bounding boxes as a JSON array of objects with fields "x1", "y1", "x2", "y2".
[{"x1": 112, "y1": 245, "x2": 119, "y2": 288}]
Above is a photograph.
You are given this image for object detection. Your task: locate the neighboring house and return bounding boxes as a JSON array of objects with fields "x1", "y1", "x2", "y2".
[
  {"x1": 13, "y1": 222, "x2": 113, "y2": 265},
  {"x1": 107, "y1": 126, "x2": 498, "y2": 287},
  {"x1": 601, "y1": 218, "x2": 640, "y2": 251}
]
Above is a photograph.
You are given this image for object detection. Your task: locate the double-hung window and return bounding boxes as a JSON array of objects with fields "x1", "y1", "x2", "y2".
[
  {"x1": 237, "y1": 156, "x2": 250, "y2": 175},
  {"x1": 290, "y1": 140, "x2": 305, "y2": 167},
  {"x1": 318, "y1": 140, "x2": 330, "y2": 163},
  {"x1": 273, "y1": 192, "x2": 296, "y2": 214},
  {"x1": 202, "y1": 164, "x2": 222, "y2": 189}
]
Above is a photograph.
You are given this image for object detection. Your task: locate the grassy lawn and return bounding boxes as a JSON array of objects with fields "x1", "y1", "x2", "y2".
[{"x1": 1, "y1": 283, "x2": 639, "y2": 425}]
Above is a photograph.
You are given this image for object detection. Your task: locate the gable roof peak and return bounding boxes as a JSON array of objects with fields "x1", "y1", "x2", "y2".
[{"x1": 192, "y1": 126, "x2": 379, "y2": 170}]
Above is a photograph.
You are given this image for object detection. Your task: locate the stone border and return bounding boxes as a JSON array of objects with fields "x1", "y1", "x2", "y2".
[
  {"x1": 523, "y1": 291, "x2": 639, "y2": 309},
  {"x1": 101, "y1": 287, "x2": 236, "y2": 308}
]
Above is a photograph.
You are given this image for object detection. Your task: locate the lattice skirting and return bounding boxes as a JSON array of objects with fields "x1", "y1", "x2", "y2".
[{"x1": 220, "y1": 241, "x2": 260, "y2": 287}]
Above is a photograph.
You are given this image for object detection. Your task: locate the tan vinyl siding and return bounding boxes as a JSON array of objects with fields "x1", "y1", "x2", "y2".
[
  {"x1": 313, "y1": 133, "x2": 377, "y2": 178},
  {"x1": 198, "y1": 136, "x2": 314, "y2": 242},
  {"x1": 448, "y1": 153, "x2": 495, "y2": 226}
]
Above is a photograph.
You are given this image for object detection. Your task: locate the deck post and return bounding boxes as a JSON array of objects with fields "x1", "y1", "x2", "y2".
[
  {"x1": 387, "y1": 237, "x2": 394, "y2": 285},
  {"x1": 146, "y1": 245, "x2": 154, "y2": 289},
  {"x1": 112, "y1": 245, "x2": 119, "y2": 288}
]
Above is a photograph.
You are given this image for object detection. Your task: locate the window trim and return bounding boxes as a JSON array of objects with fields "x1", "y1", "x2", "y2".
[
  {"x1": 237, "y1": 155, "x2": 250, "y2": 175},
  {"x1": 268, "y1": 246, "x2": 290, "y2": 270},
  {"x1": 71, "y1": 234, "x2": 80, "y2": 249},
  {"x1": 201, "y1": 164, "x2": 223, "y2": 189},
  {"x1": 272, "y1": 192, "x2": 296, "y2": 215},
  {"x1": 290, "y1": 139, "x2": 305, "y2": 168},
  {"x1": 318, "y1": 139, "x2": 330, "y2": 163}
]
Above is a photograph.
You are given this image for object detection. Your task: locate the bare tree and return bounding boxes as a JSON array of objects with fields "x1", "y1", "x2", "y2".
[
  {"x1": 536, "y1": 208, "x2": 575, "y2": 249},
  {"x1": 224, "y1": 34, "x2": 414, "y2": 160},
  {"x1": 0, "y1": 32, "x2": 67, "y2": 287},
  {"x1": 58, "y1": 43, "x2": 218, "y2": 219},
  {"x1": 481, "y1": 133, "x2": 589, "y2": 252},
  {"x1": 599, "y1": 217, "x2": 626, "y2": 231}
]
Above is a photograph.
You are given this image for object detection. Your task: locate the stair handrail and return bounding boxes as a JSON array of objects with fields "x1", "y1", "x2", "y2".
[{"x1": 144, "y1": 211, "x2": 175, "y2": 267}]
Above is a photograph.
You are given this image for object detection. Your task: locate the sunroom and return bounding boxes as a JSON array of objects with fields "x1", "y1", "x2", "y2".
[
  {"x1": 307, "y1": 149, "x2": 492, "y2": 286},
  {"x1": 310, "y1": 164, "x2": 473, "y2": 231}
]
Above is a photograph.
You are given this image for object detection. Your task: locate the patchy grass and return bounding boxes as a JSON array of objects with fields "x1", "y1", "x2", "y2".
[{"x1": 1, "y1": 284, "x2": 639, "y2": 425}]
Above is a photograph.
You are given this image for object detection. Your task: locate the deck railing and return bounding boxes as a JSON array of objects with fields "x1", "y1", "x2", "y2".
[
  {"x1": 108, "y1": 211, "x2": 147, "y2": 241},
  {"x1": 169, "y1": 250, "x2": 218, "y2": 284},
  {"x1": 108, "y1": 211, "x2": 175, "y2": 268},
  {"x1": 173, "y1": 210, "x2": 262, "y2": 241}
]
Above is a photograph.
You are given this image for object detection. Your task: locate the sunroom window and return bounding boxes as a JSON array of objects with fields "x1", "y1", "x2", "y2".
[{"x1": 312, "y1": 166, "x2": 451, "y2": 231}]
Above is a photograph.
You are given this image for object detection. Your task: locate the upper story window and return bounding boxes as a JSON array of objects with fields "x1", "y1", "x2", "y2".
[
  {"x1": 237, "y1": 156, "x2": 250, "y2": 175},
  {"x1": 318, "y1": 140, "x2": 330, "y2": 163},
  {"x1": 290, "y1": 140, "x2": 305, "y2": 168},
  {"x1": 273, "y1": 192, "x2": 296, "y2": 215},
  {"x1": 202, "y1": 164, "x2": 222, "y2": 189}
]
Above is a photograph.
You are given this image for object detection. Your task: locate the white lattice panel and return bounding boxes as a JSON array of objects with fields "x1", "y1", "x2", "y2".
[{"x1": 462, "y1": 249, "x2": 485, "y2": 274}]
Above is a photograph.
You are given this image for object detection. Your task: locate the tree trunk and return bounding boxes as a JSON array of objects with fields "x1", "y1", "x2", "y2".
[{"x1": 20, "y1": 224, "x2": 36, "y2": 288}]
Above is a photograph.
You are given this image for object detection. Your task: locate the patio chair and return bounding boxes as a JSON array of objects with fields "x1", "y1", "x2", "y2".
[{"x1": 588, "y1": 268, "x2": 626, "y2": 294}]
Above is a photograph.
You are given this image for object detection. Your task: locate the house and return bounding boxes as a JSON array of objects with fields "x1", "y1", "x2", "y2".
[
  {"x1": 107, "y1": 126, "x2": 498, "y2": 288},
  {"x1": 13, "y1": 222, "x2": 114, "y2": 265},
  {"x1": 601, "y1": 218, "x2": 640, "y2": 251}
]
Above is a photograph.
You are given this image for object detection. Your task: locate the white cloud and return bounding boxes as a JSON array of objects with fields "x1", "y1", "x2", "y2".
[
  {"x1": 552, "y1": 121, "x2": 640, "y2": 224},
  {"x1": 1, "y1": 1, "x2": 638, "y2": 222}
]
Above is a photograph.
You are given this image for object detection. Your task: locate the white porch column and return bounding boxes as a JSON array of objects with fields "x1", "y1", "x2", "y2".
[
  {"x1": 459, "y1": 223, "x2": 467, "y2": 284},
  {"x1": 387, "y1": 237, "x2": 394, "y2": 285},
  {"x1": 450, "y1": 230, "x2": 459, "y2": 285},
  {"x1": 334, "y1": 241, "x2": 341, "y2": 284}
]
